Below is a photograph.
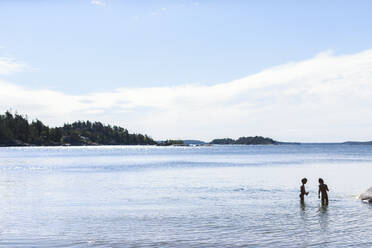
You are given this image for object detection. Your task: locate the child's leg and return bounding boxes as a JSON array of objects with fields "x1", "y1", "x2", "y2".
[{"x1": 321, "y1": 195, "x2": 328, "y2": 205}]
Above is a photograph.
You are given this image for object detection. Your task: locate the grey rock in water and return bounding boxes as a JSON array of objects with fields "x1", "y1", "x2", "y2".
[{"x1": 360, "y1": 187, "x2": 372, "y2": 202}]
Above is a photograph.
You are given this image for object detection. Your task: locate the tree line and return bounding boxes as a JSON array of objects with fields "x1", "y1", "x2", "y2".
[
  {"x1": 0, "y1": 111, "x2": 156, "y2": 146},
  {"x1": 210, "y1": 136, "x2": 277, "y2": 145}
]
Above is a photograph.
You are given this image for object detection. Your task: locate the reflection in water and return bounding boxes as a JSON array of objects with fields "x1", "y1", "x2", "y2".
[
  {"x1": 299, "y1": 201, "x2": 308, "y2": 228},
  {"x1": 319, "y1": 204, "x2": 328, "y2": 213},
  {"x1": 318, "y1": 204, "x2": 329, "y2": 235}
]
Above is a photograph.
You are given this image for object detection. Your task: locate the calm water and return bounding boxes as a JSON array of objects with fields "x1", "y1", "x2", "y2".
[{"x1": 0, "y1": 144, "x2": 371, "y2": 247}]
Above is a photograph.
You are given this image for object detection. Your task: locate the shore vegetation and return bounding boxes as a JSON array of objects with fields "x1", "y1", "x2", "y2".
[{"x1": 0, "y1": 111, "x2": 156, "y2": 146}]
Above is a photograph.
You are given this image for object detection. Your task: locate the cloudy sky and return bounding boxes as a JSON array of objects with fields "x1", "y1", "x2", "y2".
[{"x1": 1, "y1": 0, "x2": 372, "y2": 142}]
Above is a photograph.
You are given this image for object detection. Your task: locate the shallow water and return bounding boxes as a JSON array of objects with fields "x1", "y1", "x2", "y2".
[{"x1": 0, "y1": 144, "x2": 371, "y2": 247}]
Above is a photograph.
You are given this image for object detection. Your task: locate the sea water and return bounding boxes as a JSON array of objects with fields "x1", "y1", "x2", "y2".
[{"x1": 0, "y1": 144, "x2": 371, "y2": 247}]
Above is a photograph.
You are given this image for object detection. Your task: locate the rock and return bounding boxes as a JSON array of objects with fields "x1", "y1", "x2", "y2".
[{"x1": 360, "y1": 187, "x2": 372, "y2": 202}]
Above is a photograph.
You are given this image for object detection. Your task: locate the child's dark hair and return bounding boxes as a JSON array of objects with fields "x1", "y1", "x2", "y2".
[
  {"x1": 319, "y1": 178, "x2": 324, "y2": 184},
  {"x1": 301, "y1": 178, "x2": 307, "y2": 184}
]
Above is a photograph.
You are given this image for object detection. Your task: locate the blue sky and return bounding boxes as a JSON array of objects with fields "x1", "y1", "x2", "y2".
[
  {"x1": 1, "y1": 0, "x2": 372, "y2": 141},
  {"x1": 2, "y1": 0, "x2": 372, "y2": 93}
]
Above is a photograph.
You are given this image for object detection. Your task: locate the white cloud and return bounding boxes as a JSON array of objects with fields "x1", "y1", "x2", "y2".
[
  {"x1": 1, "y1": 49, "x2": 372, "y2": 142},
  {"x1": 91, "y1": 0, "x2": 106, "y2": 7},
  {"x1": 151, "y1": 7, "x2": 168, "y2": 16},
  {"x1": 0, "y1": 57, "x2": 26, "y2": 75}
]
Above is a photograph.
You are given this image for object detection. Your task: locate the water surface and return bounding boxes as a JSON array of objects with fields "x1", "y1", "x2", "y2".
[{"x1": 0, "y1": 144, "x2": 371, "y2": 247}]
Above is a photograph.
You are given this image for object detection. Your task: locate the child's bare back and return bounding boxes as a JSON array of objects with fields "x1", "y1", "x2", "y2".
[{"x1": 318, "y1": 178, "x2": 329, "y2": 205}]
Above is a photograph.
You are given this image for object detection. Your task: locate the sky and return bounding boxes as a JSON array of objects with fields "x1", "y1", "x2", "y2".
[{"x1": 1, "y1": 0, "x2": 372, "y2": 142}]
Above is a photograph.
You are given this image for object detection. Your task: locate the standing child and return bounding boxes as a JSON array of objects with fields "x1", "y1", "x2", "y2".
[
  {"x1": 299, "y1": 178, "x2": 309, "y2": 202},
  {"x1": 318, "y1": 178, "x2": 329, "y2": 205}
]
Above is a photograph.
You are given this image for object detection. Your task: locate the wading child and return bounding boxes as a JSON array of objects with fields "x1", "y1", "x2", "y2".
[
  {"x1": 299, "y1": 178, "x2": 309, "y2": 202},
  {"x1": 318, "y1": 178, "x2": 329, "y2": 205}
]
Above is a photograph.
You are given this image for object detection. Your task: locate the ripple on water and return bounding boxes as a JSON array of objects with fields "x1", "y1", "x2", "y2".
[{"x1": 0, "y1": 145, "x2": 372, "y2": 247}]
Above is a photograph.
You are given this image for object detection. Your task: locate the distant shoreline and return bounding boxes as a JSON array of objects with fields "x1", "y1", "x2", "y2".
[
  {"x1": 1, "y1": 111, "x2": 372, "y2": 147},
  {"x1": 1, "y1": 141, "x2": 372, "y2": 148}
]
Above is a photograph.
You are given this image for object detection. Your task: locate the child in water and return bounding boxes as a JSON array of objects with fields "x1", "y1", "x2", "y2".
[
  {"x1": 299, "y1": 178, "x2": 309, "y2": 202},
  {"x1": 318, "y1": 178, "x2": 329, "y2": 205}
]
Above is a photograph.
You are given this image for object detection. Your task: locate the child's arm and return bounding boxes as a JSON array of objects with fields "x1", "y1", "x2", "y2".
[
  {"x1": 305, "y1": 186, "x2": 309, "y2": 195},
  {"x1": 326, "y1": 185, "x2": 329, "y2": 192}
]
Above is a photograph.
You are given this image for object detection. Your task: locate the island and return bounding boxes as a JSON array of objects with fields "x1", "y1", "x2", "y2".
[
  {"x1": 210, "y1": 136, "x2": 277, "y2": 145},
  {"x1": 0, "y1": 111, "x2": 156, "y2": 146}
]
